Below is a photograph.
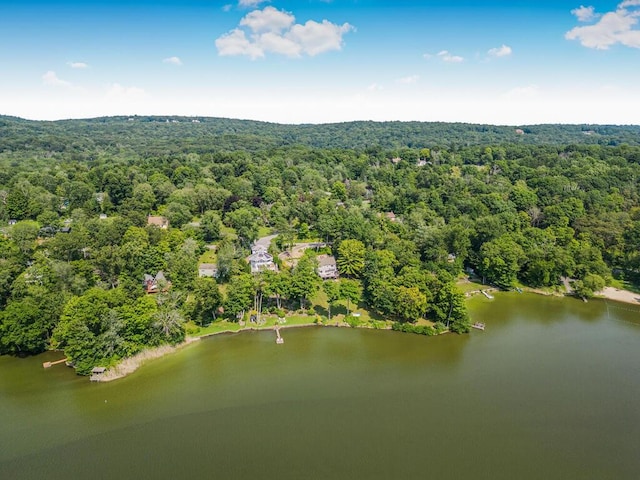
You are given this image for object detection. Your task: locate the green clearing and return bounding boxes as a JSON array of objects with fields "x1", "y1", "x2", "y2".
[{"x1": 198, "y1": 248, "x2": 217, "y2": 263}]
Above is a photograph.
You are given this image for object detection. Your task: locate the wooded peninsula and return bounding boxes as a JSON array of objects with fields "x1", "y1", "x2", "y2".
[{"x1": 1, "y1": 116, "x2": 639, "y2": 375}]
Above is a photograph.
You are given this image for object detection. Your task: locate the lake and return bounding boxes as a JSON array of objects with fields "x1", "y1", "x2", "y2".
[{"x1": 1, "y1": 293, "x2": 639, "y2": 479}]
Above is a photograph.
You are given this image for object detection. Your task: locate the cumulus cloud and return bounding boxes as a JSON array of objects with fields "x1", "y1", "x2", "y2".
[
  {"x1": 163, "y1": 56, "x2": 183, "y2": 65},
  {"x1": 68, "y1": 62, "x2": 88, "y2": 69},
  {"x1": 566, "y1": 1, "x2": 640, "y2": 49},
  {"x1": 240, "y1": 6, "x2": 294, "y2": 33},
  {"x1": 571, "y1": 5, "x2": 598, "y2": 22},
  {"x1": 397, "y1": 75, "x2": 419, "y2": 84},
  {"x1": 487, "y1": 45, "x2": 512, "y2": 57},
  {"x1": 42, "y1": 71, "x2": 71, "y2": 87},
  {"x1": 437, "y1": 50, "x2": 464, "y2": 63},
  {"x1": 216, "y1": 6, "x2": 354, "y2": 59}
]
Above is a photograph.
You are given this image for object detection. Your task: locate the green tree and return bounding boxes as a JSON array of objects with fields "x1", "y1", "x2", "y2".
[
  {"x1": 200, "y1": 210, "x2": 222, "y2": 242},
  {"x1": 164, "y1": 202, "x2": 192, "y2": 228},
  {"x1": 572, "y1": 273, "x2": 606, "y2": 299},
  {"x1": 323, "y1": 281, "x2": 340, "y2": 320},
  {"x1": 289, "y1": 255, "x2": 320, "y2": 309},
  {"x1": 478, "y1": 235, "x2": 525, "y2": 287},
  {"x1": 0, "y1": 298, "x2": 49, "y2": 354},
  {"x1": 337, "y1": 239, "x2": 366, "y2": 277},
  {"x1": 394, "y1": 286, "x2": 427, "y2": 322},
  {"x1": 188, "y1": 277, "x2": 222, "y2": 326},
  {"x1": 10, "y1": 220, "x2": 40, "y2": 256},
  {"x1": 153, "y1": 308, "x2": 185, "y2": 344},
  {"x1": 339, "y1": 279, "x2": 362, "y2": 315},
  {"x1": 225, "y1": 274, "x2": 254, "y2": 320},
  {"x1": 226, "y1": 207, "x2": 260, "y2": 247}
]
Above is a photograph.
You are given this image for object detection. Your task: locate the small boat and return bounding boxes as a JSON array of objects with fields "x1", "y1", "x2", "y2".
[{"x1": 471, "y1": 322, "x2": 486, "y2": 331}]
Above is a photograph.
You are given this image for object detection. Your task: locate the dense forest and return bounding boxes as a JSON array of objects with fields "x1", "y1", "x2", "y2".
[{"x1": 1, "y1": 116, "x2": 639, "y2": 374}]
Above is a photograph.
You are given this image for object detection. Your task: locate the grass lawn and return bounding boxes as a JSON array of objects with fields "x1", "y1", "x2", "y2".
[
  {"x1": 198, "y1": 249, "x2": 217, "y2": 263},
  {"x1": 456, "y1": 279, "x2": 487, "y2": 293},
  {"x1": 220, "y1": 225, "x2": 238, "y2": 241},
  {"x1": 257, "y1": 226, "x2": 273, "y2": 239}
]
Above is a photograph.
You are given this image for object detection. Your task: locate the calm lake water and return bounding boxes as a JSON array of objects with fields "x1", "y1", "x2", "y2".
[{"x1": 1, "y1": 293, "x2": 639, "y2": 479}]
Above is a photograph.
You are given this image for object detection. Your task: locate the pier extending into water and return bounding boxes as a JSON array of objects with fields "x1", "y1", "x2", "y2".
[
  {"x1": 275, "y1": 327, "x2": 284, "y2": 344},
  {"x1": 42, "y1": 358, "x2": 67, "y2": 369}
]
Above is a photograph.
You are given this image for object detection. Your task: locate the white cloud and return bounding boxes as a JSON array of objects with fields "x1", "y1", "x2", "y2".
[
  {"x1": 571, "y1": 5, "x2": 598, "y2": 22},
  {"x1": 216, "y1": 29, "x2": 266, "y2": 59},
  {"x1": 397, "y1": 75, "x2": 419, "y2": 84},
  {"x1": 366, "y1": 83, "x2": 383, "y2": 92},
  {"x1": 437, "y1": 50, "x2": 464, "y2": 63},
  {"x1": 163, "y1": 56, "x2": 183, "y2": 66},
  {"x1": 287, "y1": 20, "x2": 354, "y2": 56},
  {"x1": 68, "y1": 62, "x2": 88, "y2": 69},
  {"x1": 422, "y1": 53, "x2": 432, "y2": 60},
  {"x1": 216, "y1": 6, "x2": 354, "y2": 59},
  {"x1": 42, "y1": 71, "x2": 71, "y2": 87},
  {"x1": 240, "y1": 6, "x2": 294, "y2": 33},
  {"x1": 566, "y1": 1, "x2": 640, "y2": 49},
  {"x1": 487, "y1": 44, "x2": 512, "y2": 57}
]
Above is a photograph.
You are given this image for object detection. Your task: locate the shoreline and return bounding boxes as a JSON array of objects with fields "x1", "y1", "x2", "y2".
[
  {"x1": 93, "y1": 287, "x2": 640, "y2": 382},
  {"x1": 96, "y1": 321, "x2": 367, "y2": 382},
  {"x1": 596, "y1": 287, "x2": 640, "y2": 306}
]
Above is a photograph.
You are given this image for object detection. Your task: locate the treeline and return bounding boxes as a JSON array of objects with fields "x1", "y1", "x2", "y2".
[
  {"x1": 2, "y1": 116, "x2": 640, "y2": 158},
  {"x1": 1, "y1": 117, "x2": 640, "y2": 373}
]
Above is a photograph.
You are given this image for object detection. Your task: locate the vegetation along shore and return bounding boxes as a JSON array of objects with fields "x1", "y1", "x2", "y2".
[{"x1": 1, "y1": 116, "x2": 639, "y2": 380}]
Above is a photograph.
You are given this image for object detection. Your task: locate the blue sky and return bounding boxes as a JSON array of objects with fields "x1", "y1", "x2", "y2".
[{"x1": 1, "y1": 0, "x2": 638, "y2": 124}]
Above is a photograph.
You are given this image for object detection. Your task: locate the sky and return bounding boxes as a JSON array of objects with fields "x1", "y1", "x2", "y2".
[{"x1": 0, "y1": 0, "x2": 639, "y2": 125}]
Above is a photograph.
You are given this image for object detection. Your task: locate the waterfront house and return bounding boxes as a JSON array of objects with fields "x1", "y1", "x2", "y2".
[
  {"x1": 317, "y1": 254, "x2": 339, "y2": 280},
  {"x1": 247, "y1": 245, "x2": 276, "y2": 273},
  {"x1": 143, "y1": 271, "x2": 170, "y2": 293},
  {"x1": 198, "y1": 263, "x2": 219, "y2": 278}
]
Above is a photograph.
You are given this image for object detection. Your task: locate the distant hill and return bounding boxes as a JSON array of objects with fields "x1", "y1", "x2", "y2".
[{"x1": 1, "y1": 115, "x2": 639, "y2": 155}]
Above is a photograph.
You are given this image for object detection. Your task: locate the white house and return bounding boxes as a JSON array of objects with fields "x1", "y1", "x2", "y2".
[
  {"x1": 317, "y1": 254, "x2": 339, "y2": 280},
  {"x1": 198, "y1": 263, "x2": 218, "y2": 278},
  {"x1": 247, "y1": 245, "x2": 276, "y2": 273}
]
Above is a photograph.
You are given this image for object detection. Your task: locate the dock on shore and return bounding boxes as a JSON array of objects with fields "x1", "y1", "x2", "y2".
[
  {"x1": 275, "y1": 327, "x2": 284, "y2": 344},
  {"x1": 43, "y1": 358, "x2": 67, "y2": 369},
  {"x1": 481, "y1": 290, "x2": 494, "y2": 299}
]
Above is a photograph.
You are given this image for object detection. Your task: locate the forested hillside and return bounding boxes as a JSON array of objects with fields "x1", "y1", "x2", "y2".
[
  {"x1": 2, "y1": 116, "x2": 640, "y2": 156},
  {"x1": 1, "y1": 116, "x2": 639, "y2": 374}
]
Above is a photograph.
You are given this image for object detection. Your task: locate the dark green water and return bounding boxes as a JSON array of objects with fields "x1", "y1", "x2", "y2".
[{"x1": 1, "y1": 293, "x2": 639, "y2": 479}]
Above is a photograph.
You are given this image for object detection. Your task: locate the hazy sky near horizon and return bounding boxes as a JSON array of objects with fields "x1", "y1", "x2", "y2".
[{"x1": 1, "y1": 0, "x2": 639, "y2": 125}]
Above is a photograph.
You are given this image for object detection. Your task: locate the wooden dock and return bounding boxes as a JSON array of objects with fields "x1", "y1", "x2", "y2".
[
  {"x1": 275, "y1": 327, "x2": 284, "y2": 344},
  {"x1": 43, "y1": 358, "x2": 67, "y2": 369},
  {"x1": 471, "y1": 322, "x2": 486, "y2": 331},
  {"x1": 481, "y1": 290, "x2": 494, "y2": 299}
]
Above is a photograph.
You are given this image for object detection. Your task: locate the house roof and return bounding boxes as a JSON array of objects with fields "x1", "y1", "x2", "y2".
[
  {"x1": 248, "y1": 251, "x2": 273, "y2": 262},
  {"x1": 147, "y1": 215, "x2": 169, "y2": 227},
  {"x1": 198, "y1": 263, "x2": 217, "y2": 270},
  {"x1": 317, "y1": 254, "x2": 336, "y2": 267}
]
